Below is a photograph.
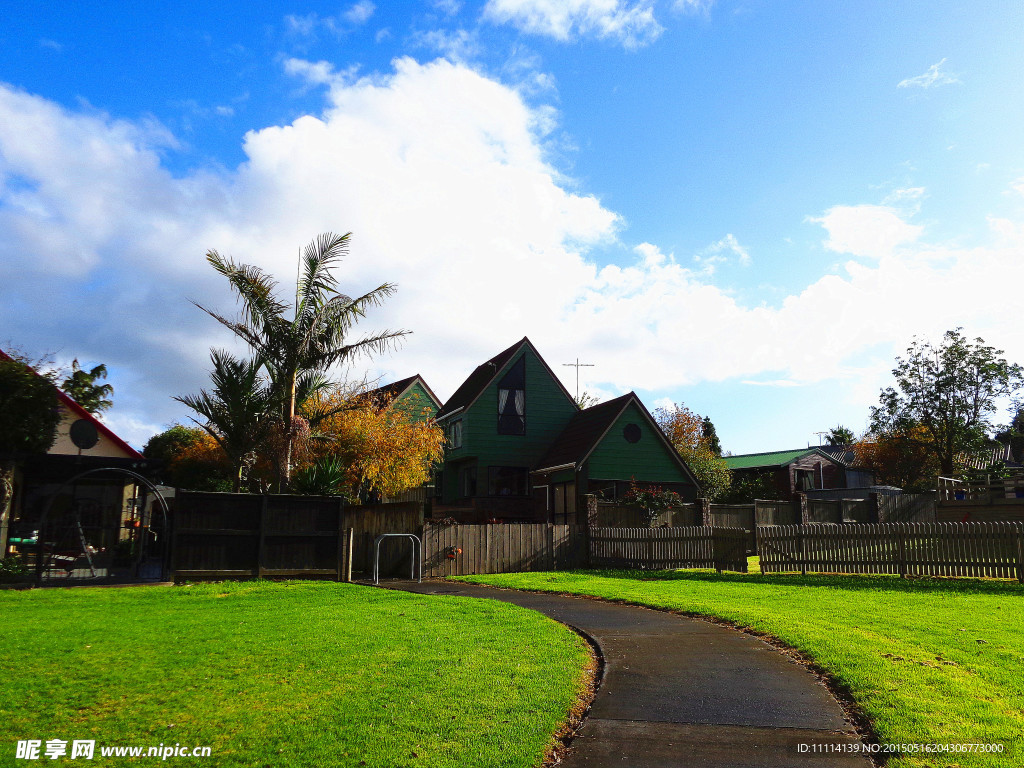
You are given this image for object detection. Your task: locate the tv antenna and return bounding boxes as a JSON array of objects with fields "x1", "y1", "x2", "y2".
[{"x1": 562, "y1": 358, "x2": 594, "y2": 400}]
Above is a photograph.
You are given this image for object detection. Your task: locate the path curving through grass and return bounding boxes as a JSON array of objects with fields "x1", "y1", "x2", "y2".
[{"x1": 458, "y1": 569, "x2": 1024, "y2": 768}]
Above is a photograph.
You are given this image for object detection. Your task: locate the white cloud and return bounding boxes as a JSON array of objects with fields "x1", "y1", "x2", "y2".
[
  {"x1": 343, "y1": 1, "x2": 376, "y2": 25},
  {"x1": 482, "y1": 0, "x2": 664, "y2": 49},
  {"x1": 810, "y1": 204, "x2": 923, "y2": 258},
  {"x1": 898, "y1": 58, "x2": 960, "y2": 89},
  {"x1": 409, "y1": 28, "x2": 481, "y2": 62},
  {"x1": 693, "y1": 233, "x2": 751, "y2": 274},
  {"x1": 1, "y1": 61, "x2": 1023, "y2": 450},
  {"x1": 38, "y1": 39, "x2": 63, "y2": 52}
]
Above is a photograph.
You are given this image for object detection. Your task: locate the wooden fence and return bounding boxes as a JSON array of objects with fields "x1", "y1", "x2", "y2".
[
  {"x1": 593, "y1": 501, "x2": 699, "y2": 528},
  {"x1": 879, "y1": 492, "x2": 937, "y2": 523},
  {"x1": 170, "y1": 492, "x2": 422, "y2": 580},
  {"x1": 421, "y1": 522, "x2": 585, "y2": 577},
  {"x1": 589, "y1": 526, "x2": 748, "y2": 572},
  {"x1": 757, "y1": 522, "x2": 1024, "y2": 580}
]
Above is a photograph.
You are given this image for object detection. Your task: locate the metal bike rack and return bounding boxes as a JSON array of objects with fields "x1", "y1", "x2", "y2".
[{"x1": 372, "y1": 533, "x2": 422, "y2": 585}]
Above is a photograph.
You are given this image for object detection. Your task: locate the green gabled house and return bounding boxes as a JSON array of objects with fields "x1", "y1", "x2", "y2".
[
  {"x1": 366, "y1": 374, "x2": 441, "y2": 423},
  {"x1": 434, "y1": 338, "x2": 699, "y2": 523}
]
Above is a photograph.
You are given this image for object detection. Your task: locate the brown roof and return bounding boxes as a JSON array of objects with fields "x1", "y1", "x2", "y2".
[
  {"x1": 437, "y1": 337, "x2": 575, "y2": 420},
  {"x1": 534, "y1": 393, "x2": 634, "y2": 470},
  {"x1": 365, "y1": 374, "x2": 440, "y2": 411},
  {"x1": 534, "y1": 392, "x2": 699, "y2": 487}
]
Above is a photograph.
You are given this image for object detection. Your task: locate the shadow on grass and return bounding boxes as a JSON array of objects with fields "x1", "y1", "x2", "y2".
[{"x1": 564, "y1": 568, "x2": 1024, "y2": 597}]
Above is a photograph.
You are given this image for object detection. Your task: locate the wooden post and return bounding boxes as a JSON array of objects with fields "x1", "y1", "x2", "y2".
[
  {"x1": 699, "y1": 497, "x2": 712, "y2": 527},
  {"x1": 1015, "y1": 527, "x2": 1024, "y2": 584},
  {"x1": 547, "y1": 523, "x2": 555, "y2": 570},
  {"x1": 584, "y1": 493, "x2": 598, "y2": 528},
  {"x1": 344, "y1": 528, "x2": 354, "y2": 583},
  {"x1": 868, "y1": 492, "x2": 881, "y2": 524},
  {"x1": 797, "y1": 493, "x2": 809, "y2": 525},
  {"x1": 798, "y1": 527, "x2": 806, "y2": 577},
  {"x1": 339, "y1": 501, "x2": 352, "y2": 581},
  {"x1": 896, "y1": 526, "x2": 907, "y2": 578},
  {"x1": 257, "y1": 495, "x2": 269, "y2": 578}
]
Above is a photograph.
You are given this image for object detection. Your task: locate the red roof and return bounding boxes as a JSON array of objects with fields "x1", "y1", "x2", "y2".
[{"x1": 0, "y1": 348, "x2": 143, "y2": 459}]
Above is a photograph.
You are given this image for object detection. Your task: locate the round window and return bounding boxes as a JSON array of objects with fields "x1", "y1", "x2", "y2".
[{"x1": 623, "y1": 423, "x2": 641, "y2": 443}]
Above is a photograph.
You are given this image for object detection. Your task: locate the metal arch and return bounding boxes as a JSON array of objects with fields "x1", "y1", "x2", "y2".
[
  {"x1": 34, "y1": 467, "x2": 172, "y2": 586},
  {"x1": 372, "y1": 533, "x2": 422, "y2": 585}
]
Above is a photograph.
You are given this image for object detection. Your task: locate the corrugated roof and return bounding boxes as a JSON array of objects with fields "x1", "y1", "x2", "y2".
[{"x1": 723, "y1": 448, "x2": 825, "y2": 470}]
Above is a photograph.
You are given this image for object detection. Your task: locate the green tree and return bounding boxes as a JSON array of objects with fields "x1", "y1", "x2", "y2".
[
  {"x1": 195, "y1": 232, "x2": 406, "y2": 487},
  {"x1": 825, "y1": 425, "x2": 855, "y2": 446},
  {"x1": 653, "y1": 402, "x2": 732, "y2": 500},
  {"x1": 142, "y1": 424, "x2": 234, "y2": 491},
  {"x1": 701, "y1": 416, "x2": 723, "y2": 456},
  {"x1": 174, "y1": 351, "x2": 276, "y2": 492},
  {"x1": 995, "y1": 408, "x2": 1024, "y2": 464},
  {"x1": 0, "y1": 355, "x2": 62, "y2": 551},
  {"x1": 869, "y1": 329, "x2": 1024, "y2": 475},
  {"x1": 60, "y1": 359, "x2": 114, "y2": 415}
]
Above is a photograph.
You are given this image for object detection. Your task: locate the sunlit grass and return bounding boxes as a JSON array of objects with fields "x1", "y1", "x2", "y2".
[
  {"x1": 0, "y1": 581, "x2": 589, "y2": 767},
  {"x1": 458, "y1": 569, "x2": 1024, "y2": 768}
]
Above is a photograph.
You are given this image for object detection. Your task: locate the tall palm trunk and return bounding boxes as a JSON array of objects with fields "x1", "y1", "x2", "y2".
[{"x1": 0, "y1": 461, "x2": 15, "y2": 556}]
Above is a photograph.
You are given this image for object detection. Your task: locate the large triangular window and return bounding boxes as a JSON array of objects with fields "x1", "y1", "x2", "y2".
[{"x1": 497, "y1": 356, "x2": 526, "y2": 435}]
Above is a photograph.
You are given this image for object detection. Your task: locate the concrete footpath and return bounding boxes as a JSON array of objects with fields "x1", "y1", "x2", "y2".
[{"x1": 386, "y1": 580, "x2": 872, "y2": 768}]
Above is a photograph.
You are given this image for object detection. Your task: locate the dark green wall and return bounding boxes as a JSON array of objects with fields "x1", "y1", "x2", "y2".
[
  {"x1": 393, "y1": 381, "x2": 438, "y2": 423},
  {"x1": 585, "y1": 402, "x2": 696, "y2": 489},
  {"x1": 440, "y1": 346, "x2": 577, "y2": 501}
]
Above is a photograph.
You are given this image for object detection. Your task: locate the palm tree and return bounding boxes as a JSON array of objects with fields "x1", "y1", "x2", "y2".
[
  {"x1": 174, "y1": 350, "x2": 275, "y2": 492},
  {"x1": 194, "y1": 232, "x2": 406, "y2": 487}
]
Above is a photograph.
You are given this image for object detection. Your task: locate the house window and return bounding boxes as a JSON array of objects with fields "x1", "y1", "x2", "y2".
[
  {"x1": 795, "y1": 468, "x2": 816, "y2": 491},
  {"x1": 458, "y1": 465, "x2": 477, "y2": 498},
  {"x1": 449, "y1": 419, "x2": 463, "y2": 449},
  {"x1": 497, "y1": 356, "x2": 526, "y2": 435},
  {"x1": 487, "y1": 467, "x2": 529, "y2": 497}
]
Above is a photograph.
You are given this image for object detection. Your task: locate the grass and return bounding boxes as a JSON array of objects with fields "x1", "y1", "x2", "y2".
[
  {"x1": 457, "y1": 568, "x2": 1024, "y2": 768},
  {"x1": 0, "y1": 581, "x2": 590, "y2": 767}
]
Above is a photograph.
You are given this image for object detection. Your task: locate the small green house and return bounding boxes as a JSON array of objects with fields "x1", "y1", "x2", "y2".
[
  {"x1": 434, "y1": 338, "x2": 699, "y2": 523},
  {"x1": 366, "y1": 374, "x2": 441, "y2": 423}
]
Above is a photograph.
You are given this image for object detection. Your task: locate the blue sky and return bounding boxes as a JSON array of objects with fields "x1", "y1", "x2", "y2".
[{"x1": 2, "y1": 0, "x2": 1023, "y2": 454}]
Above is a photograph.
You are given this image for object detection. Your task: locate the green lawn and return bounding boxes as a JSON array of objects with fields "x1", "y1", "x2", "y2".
[
  {"x1": 458, "y1": 569, "x2": 1024, "y2": 768},
  {"x1": 0, "y1": 581, "x2": 590, "y2": 767}
]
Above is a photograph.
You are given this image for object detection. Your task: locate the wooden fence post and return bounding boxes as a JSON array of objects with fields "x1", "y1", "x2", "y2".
[
  {"x1": 584, "y1": 494, "x2": 598, "y2": 528},
  {"x1": 896, "y1": 526, "x2": 907, "y2": 578},
  {"x1": 1015, "y1": 527, "x2": 1024, "y2": 584},
  {"x1": 868, "y1": 492, "x2": 881, "y2": 524},
  {"x1": 797, "y1": 493, "x2": 809, "y2": 525},
  {"x1": 798, "y1": 526, "x2": 806, "y2": 576},
  {"x1": 547, "y1": 523, "x2": 555, "y2": 570},
  {"x1": 336, "y1": 500, "x2": 346, "y2": 582},
  {"x1": 699, "y1": 497, "x2": 712, "y2": 527},
  {"x1": 257, "y1": 495, "x2": 269, "y2": 578}
]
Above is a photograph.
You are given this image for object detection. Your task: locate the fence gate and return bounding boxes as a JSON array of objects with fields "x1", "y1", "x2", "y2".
[{"x1": 31, "y1": 468, "x2": 170, "y2": 585}]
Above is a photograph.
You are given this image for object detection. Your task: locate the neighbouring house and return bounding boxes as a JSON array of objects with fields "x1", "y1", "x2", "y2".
[
  {"x1": 723, "y1": 448, "x2": 848, "y2": 501},
  {"x1": 433, "y1": 337, "x2": 699, "y2": 523},
  {"x1": 817, "y1": 444, "x2": 877, "y2": 488},
  {"x1": 0, "y1": 349, "x2": 148, "y2": 560},
  {"x1": 365, "y1": 374, "x2": 441, "y2": 422}
]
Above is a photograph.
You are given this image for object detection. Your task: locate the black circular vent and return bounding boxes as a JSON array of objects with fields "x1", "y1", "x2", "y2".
[{"x1": 623, "y1": 423, "x2": 641, "y2": 443}]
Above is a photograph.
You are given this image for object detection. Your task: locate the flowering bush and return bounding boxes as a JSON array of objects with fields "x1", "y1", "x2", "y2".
[{"x1": 621, "y1": 481, "x2": 683, "y2": 527}]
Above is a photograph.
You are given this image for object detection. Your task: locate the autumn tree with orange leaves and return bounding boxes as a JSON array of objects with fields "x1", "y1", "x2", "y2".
[
  {"x1": 653, "y1": 402, "x2": 731, "y2": 500},
  {"x1": 853, "y1": 426, "x2": 940, "y2": 493},
  {"x1": 297, "y1": 388, "x2": 444, "y2": 500}
]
